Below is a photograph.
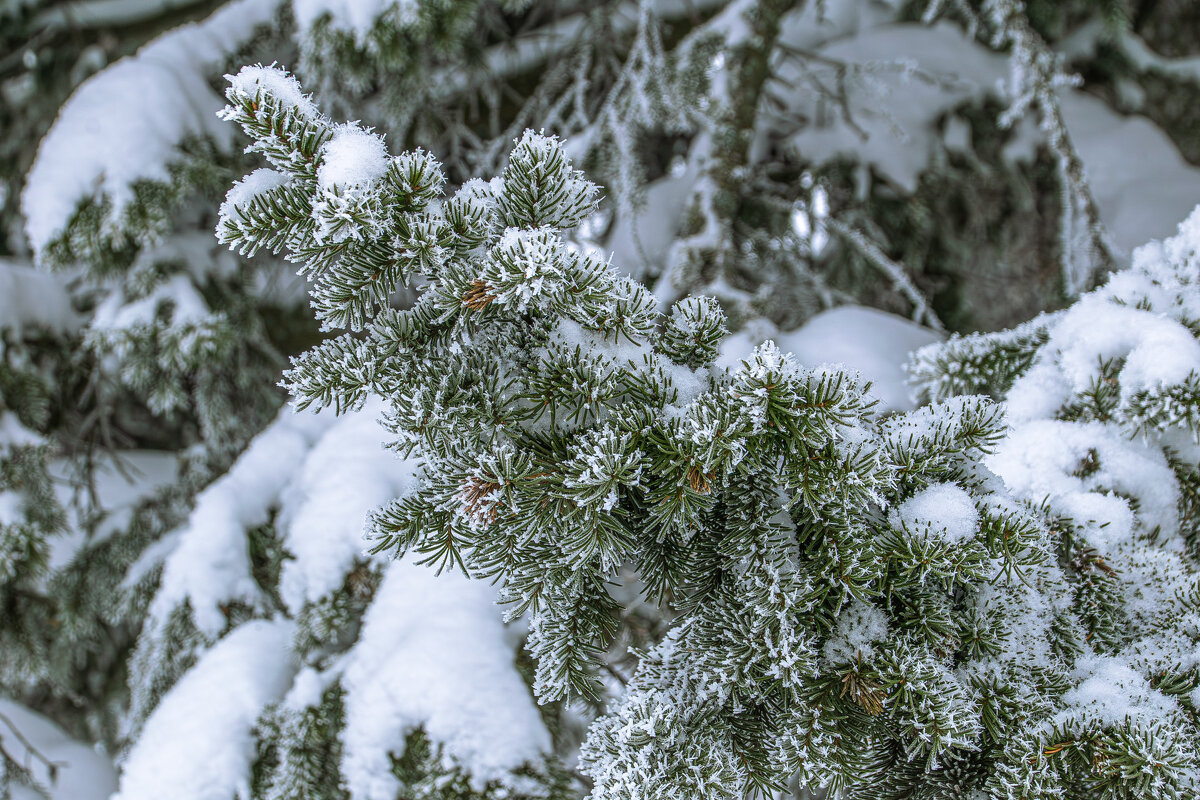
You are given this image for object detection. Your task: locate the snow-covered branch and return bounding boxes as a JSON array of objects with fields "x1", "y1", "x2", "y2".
[{"x1": 983, "y1": 0, "x2": 1121, "y2": 294}]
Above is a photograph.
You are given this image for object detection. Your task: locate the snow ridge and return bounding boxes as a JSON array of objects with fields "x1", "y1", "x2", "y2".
[
  {"x1": 21, "y1": 0, "x2": 281, "y2": 258},
  {"x1": 113, "y1": 619, "x2": 297, "y2": 800},
  {"x1": 340, "y1": 560, "x2": 551, "y2": 799}
]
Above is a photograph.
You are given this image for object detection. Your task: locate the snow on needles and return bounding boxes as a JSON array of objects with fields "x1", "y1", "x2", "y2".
[
  {"x1": 21, "y1": 0, "x2": 281, "y2": 258},
  {"x1": 984, "y1": 206, "x2": 1200, "y2": 550},
  {"x1": 941, "y1": 206, "x2": 1200, "y2": 744},
  {"x1": 317, "y1": 125, "x2": 391, "y2": 191},
  {"x1": 227, "y1": 64, "x2": 320, "y2": 117},
  {"x1": 987, "y1": 420, "x2": 1178, "y2": 551},
  {"x1": 823, "y1": 599, "x2": 890, "y2": 666},
  {"x1": 113, "y1": 619, "x2": 297, "y2": 800},
  {"x1": 340, "y1": 560, "x2": 551, "y2": 800},
  {"x1": 1004, "y1": 297, "x2": 1200, "y2": 422},
  {"x1": 1057, "y1": 655, "x2": 1181, "y2": 732},
  {"x1": 219, "y1": 168, "x2": 289, "y2": 218}
]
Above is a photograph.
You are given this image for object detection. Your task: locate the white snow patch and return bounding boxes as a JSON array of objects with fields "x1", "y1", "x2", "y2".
[
  {"x1": 0, "y1": 491, "x2": 20, "y2": 526},
  {"x1": 605, "y1": 162, "x2": 700, "y2": 282},
  {"x1": 0, "y1": 260, "x2": 78, "y2": 334},
  {"x1": 1058, "y1": 655, "x2": 1177, "y2": 728},
  {"x1": 891, "y1": 482, "x2": 979, "y2": 543},
  {"x1": 775, "y1": 23, "x2": 1012, "y2": 194},
  {"x1": 340, "y1": 560, "x2": 550, "y2": 799},
  {"x1": 281, "y1": 665, "x2": 333, "y2": 713},
  {"x1": 987, "y1": 420, "x2": 1179, "y2": 550},
  {"x1": 277, "y1": 401, "x2": 420, "y2": 611},
  {"x1": 1018, "y1": 294, "x2": 1200, "y2": 405},
  {"x1": 0, "y1": 698, "x2": 117, "y2": 800},
  {"x1": 716, "y1": 317, "x2": 780, "y2": 371},
  {"x1": 112, "y1": 619, "x2": 297, "y2": 800},
  {"x1": 1060, "y1": 91, "x2": 1200, "y2": 254},
  {"x1": 0, "y1": 412, "x2": 44, "y2": 451},
  {"x1": 219, "y1": 168, "x2": 289, "y2": 219},
  {"x1": 121, "y1": 528, "x2": 183, "y2": 590},
  {"x1": 47, "y1": 450, "x2": 179, "y2": 574},
  {"x1": 21, "y1": 0, "x2": 281, "y2": 258},
  {"x1": 90, "y1": 273, "x2": 212, "y2": 334}
]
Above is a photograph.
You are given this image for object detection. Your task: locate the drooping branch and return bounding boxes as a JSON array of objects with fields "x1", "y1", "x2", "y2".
[
  {"x1": 432, "y1": 0, "x2": 729, "y2": 98},
  {"x1": 666, "y1": 0, "x2": 802, "y2": 314},
  {"x1": 982, "y1": 0, "x2": 1121, "y2": 295}
]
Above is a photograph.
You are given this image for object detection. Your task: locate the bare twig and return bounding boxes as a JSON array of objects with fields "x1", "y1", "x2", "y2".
[
  {"x1": 0, "y1": 709, "x2": 67, "y2": 787},
  {"x1": 600, "y1": 660, "x2": 630, "y2": 686},
  {"x1": 825, "y1": 218, "x2": 944, "y2": 332}
]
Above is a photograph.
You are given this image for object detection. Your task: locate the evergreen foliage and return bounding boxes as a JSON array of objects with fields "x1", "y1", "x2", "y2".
[
  {"x1": 219, "y1": 65, "x2": 1200, "y2": 799},
  {"x1": 908, "y1": 208, "x2": 1200, "y2": 799},
  {"x1": 4, "y1": 1, "x2": 1200, "y2": 799}
]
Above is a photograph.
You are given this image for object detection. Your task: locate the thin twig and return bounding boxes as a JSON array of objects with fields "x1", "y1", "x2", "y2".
[
  {"x1": 0, "y1": 709, "x2": 67, "y2": 785},
  {"x1": 826, "y1": 218, "x2": 944, "y2": 332},
  {"x1": 600, "y1": 660, "x2": 630, "y2": 686}
]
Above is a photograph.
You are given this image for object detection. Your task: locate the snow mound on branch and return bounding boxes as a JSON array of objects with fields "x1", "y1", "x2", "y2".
[
  {"x1": 1060, "y1": 91, "x2": 1200, "y2": 256},
  {"x1": 144, "y1": 397, "x2": 416, "y2": 625},
  {"x1": 126, "y1": 402, "x2": 549, "y2": 795},
  {"x1": 317, "y1": 125, "x2": 390, "y2": 190},
  {"x1": 148, "y1": 407, "x2": 334, "y2": 635},
  {"x1": 1003, "y1": 305, "x2": 1200, "y2": 426},
  {"x1": 0, "y1": 491, "x2": 20, "y2": 526},
  {"x1": 340, "y1": 560, "x2": 551, "y2": 799},
  {"x1": 776, "y1": 22, "x2": 1011, "y2": 195},
  {"x1": 21, "y1": 0, "x2": 281, "y2": 258},
  {"x1": 90, "y1": 273, "x2": 212, "y2": 334},
  {"x1": 0, "y1": 412, "x2": 43, "y2": 456},
  {"x1": 891, "y1": 482, "x2": 979, "y2": 543},
  {"x1": 718, "y1": 306, "x2": 940, "y2": 413},
  {"x1": 112, "y1": 619, "x2": 297, "y2": 800},
  {"x1": 604, "y1": 160, "x2": 698, "y2": 282},
  {"x1": 293, "y1": 0, "x2": 418, "y2": 43},
  {"x1": 278, "y1": 400, "x2": 420, "y2": 611}
]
